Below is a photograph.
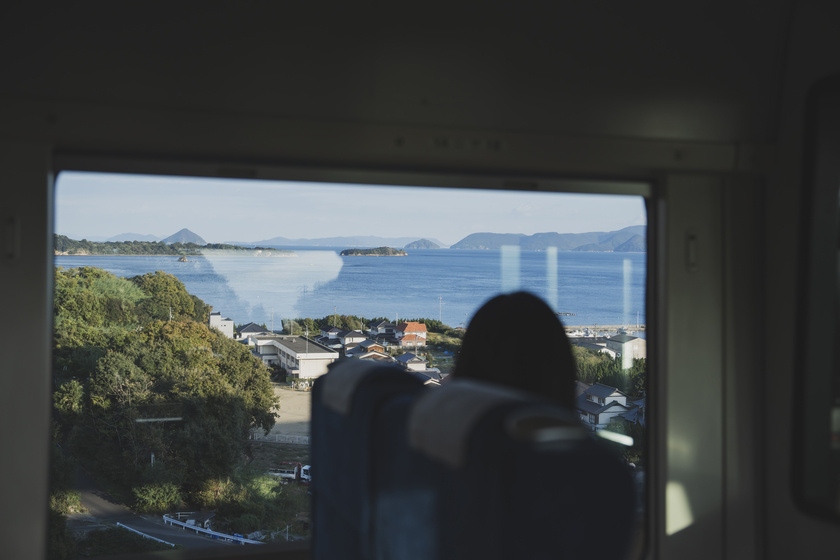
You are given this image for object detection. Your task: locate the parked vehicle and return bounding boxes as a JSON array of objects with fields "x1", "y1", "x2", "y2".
[{"x1": 268, "y1": 461, "x2": 302, "y2": 481}]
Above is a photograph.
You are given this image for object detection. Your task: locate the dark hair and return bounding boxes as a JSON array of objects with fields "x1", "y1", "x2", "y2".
[{"x1": 453, "y1": 291, "x2": 576, "y2": 408}]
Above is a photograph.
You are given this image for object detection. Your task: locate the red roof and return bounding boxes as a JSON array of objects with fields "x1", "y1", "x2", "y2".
[{"x1": 397, "y1": 321, "x2": 427, "y2": 333}]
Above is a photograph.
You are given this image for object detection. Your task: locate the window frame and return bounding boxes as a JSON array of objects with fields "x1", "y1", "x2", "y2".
[{"x1": 49, "y1": 153, "x2": 657, "y2": 559}]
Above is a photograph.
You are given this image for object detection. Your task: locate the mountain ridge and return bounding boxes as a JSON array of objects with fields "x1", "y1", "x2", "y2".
[{"x1": 451, "y1": 226, "x2": 646, "y2": 251}]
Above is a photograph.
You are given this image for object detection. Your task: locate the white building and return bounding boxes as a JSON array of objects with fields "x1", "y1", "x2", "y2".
[
  {"x1": 208, "y1": 312, "x2": 234, "y2": 339},
  {"x1": 605, "y1": 334, "x2": 646, "y2": 360},
  {"x1": 249, "y1": 335, "x2": 339, "y2": 379}
]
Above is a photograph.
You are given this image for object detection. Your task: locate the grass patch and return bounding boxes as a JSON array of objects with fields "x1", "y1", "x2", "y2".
[{"x1": 74, "y1": 527, "x2": 177, "y2": 557}]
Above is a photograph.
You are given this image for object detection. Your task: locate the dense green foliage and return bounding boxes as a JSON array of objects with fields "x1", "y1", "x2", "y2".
[
  {"x1": 52, "y1": 267, "x2": 277, "y2": 508},
  {"x1": 190, "y1": 467, "x2": 311, "y2": 538},
  {"x1": 339, "y1": 246, "x2": 407, "y2": 256},
  {"x1": 573, "y1": 347, "x2": 646, "y2": 397},
  {"x1": 283, "y1": 314, "x2": 455, "y2": 337},
  {"x1": 54, "y1": 234, "x2": 288, "y2": 256}
]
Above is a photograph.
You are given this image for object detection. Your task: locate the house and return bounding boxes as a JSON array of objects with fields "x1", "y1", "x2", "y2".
[
  {"x1": 358, "y1": 339, "x2": 386, "y2": 353},
  {"x1": 248, "y1": 335, "x2": 339, "y2": 379},
  {"x1": 236, "y1": 322, "x2": 273, "y2": 340},
  {"x1": 396, "y1": 352, "x2": 427, "y2": 372},
  {"x1": 368, "y1": 320, "x2": 397, "y2": 338},
  {"x1": 319, "y1": 326, "x2": 343, "y2": 340},
  {"x1": 345, "y1": 347, "x2": 396, "y2": 363},
  {"x1": 395, "y1": 322, "x2": 427, "y2": 347},
  {"x1": 208, "y1": 312, "x2": 234, "y2": 339},
  {"x1": 619, "y1": 396, "x2": 646, "y2": 427},
  {"x1": 575, "y1": 380, "x2": 591, "y2": 397},
  {"x1": 412, "y1": 368, "x2": 442, "y2": 386},
  {"x1": 576, "y1": 382, "x2": 633, "y2": 431},
  {"x1": 339, "y1": 330, "x2": 367, "y2": 348},
  {"x1": 568, "y1": 336, "x2": 613, "y2": 356}
]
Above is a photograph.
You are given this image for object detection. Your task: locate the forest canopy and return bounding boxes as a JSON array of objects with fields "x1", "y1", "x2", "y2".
[{"x1": 52, "y1": 267, "x2": 277, "y2": 501}]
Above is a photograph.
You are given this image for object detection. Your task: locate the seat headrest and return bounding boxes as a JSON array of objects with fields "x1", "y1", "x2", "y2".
[
  {"x1": 409, "y1": 379, "x2": 587, "y2": 468},
  {"x1": 320, "y1": 360, "x2": 392, "y2": 415},
  {"x1": 408, "y1": 379, "x2": 532, "y2": 468}
]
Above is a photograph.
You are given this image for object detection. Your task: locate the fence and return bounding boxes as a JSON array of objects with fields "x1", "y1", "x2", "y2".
[
  {"x1": 250, "y1": 432, "x2": 310, "y2": 445},
  {"x1": 163, "y1": 513, "x2": 264, "y2": 545},
  {"x1": 115, "y1": 522, "x2": 175, "y2": 548}
]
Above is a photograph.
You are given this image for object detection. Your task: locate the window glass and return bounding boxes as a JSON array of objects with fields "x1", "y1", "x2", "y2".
[{"x1": 49, "y1": 171, "x2": 648, "y2": 557}]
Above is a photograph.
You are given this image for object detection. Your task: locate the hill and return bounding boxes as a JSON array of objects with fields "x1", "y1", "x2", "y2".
[
  {"x1": 450, "y1": 233, "x2": 526, "y2": 250},
  {"x1": 107, "y1": 232, "x2": 160, "y2": 242},
  {"x1": 247, "y1": 235, "x2": 446, "y2": 248},
  {"x1": 405, "y1": 238, "x2": 441, "y2": 249},
  {"x1": 450, "y1": 226, "x2": 646, "y2": 252},
  {"x1": 162, "y1": 228, "x2": 206, "y2": 245}
]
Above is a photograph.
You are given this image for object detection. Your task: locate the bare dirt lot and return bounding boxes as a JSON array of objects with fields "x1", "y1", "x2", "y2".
[
  {"x1": 249, "y1": 385, "x2": 312, "y2": 468},
  {"x1": 269, "y1": 385, "x2": 312, "y2": 437}
]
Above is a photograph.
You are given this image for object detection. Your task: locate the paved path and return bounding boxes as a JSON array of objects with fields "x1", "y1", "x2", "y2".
[{"x1": 67, "y1": 467, "x2": 230, "y2": 550}]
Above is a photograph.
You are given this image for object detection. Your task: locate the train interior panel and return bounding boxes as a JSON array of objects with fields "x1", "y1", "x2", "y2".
[{"x1": 2, "y1": 1, "x2": 840, "y2": 559}]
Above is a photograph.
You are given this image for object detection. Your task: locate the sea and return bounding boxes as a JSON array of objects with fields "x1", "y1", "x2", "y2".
[{"x1": 55, "y1": 248, "x2": 646, "y2": 332}]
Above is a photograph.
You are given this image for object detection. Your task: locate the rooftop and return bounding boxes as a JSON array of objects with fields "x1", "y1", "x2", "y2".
[{"x1": 252, "y1": 335, "x2": 339, "y2": 356}]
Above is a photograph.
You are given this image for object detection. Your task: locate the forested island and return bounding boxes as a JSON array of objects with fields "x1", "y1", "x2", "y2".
[
  {"x1": 54, "y1": 234, "x2": 294, "y2": 257},
  {"x1": 340, "y1": 246, "x2": 407, "y2": 256}
]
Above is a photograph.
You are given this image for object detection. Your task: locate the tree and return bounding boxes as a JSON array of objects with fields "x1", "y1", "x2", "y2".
[
  {"x1": 131, "y1": 271, "x2": 211, "y2": 323},
  {"x1": 52, "y1": 266, "x2": 277, "y2": 497}
]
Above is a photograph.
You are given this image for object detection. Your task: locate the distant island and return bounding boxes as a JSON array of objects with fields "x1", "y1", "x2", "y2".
[
  {"x1": 340, "y1": 247, "x2": 408, "y2": 256},
  {"x1": 405, "y1": 238, "x2": 441, "y2": 249},
  {"x1": 449, "y1": 226, "x2": 646, "y2": 252},
  {"x1": 161, "y1": 228, "x2": 207, "y2": 245},
  {"x1": 53, "y1": 234, "x2": 295, "y2": 257},
  {"x1": 72, "y1": 226, "x2": 648, "y2": 254},
  {"x1": 246, "y1": 235, "x2": 448, "y2": 248}
]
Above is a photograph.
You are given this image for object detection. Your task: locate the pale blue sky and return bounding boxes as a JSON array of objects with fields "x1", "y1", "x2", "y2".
[{"x1": 55, "y1": 172, "x2": 647, "y2": 246}]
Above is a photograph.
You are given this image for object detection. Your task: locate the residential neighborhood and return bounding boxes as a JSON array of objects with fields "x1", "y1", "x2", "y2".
[
  {"x1": 209, "y1": 314, "x2": 441, "y2": 385},
  {"x1": 209, "y1": 313, "x2": 645, "y2": 420}
]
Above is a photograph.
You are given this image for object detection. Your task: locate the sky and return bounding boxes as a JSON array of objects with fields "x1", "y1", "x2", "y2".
[{"x1": 55, "y1": 172, "x2": 647, "y2": 246}]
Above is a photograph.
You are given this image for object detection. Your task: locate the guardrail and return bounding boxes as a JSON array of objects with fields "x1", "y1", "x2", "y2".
[
  {"x1": 115, "y1": 522, "x2": 176, "y2": 548},
  {"x1": 250, "y1": 432, "x2": 310, "y2": 445},
  {"x1": 163, "y1": 513, "x2": 264, "y2": 545}
]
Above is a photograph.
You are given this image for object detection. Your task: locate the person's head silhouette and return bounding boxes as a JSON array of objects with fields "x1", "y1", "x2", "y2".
[{"x1": 453, "y1": 291, "x2": 576, "y2": 408}]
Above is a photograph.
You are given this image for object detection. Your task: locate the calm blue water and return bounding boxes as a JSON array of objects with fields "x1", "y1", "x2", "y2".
[{"x1": 55, "y1": 248, "x2": 646, "y2": 330}]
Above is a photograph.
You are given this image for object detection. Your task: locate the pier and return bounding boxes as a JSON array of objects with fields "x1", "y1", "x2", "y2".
[{"x1": 563, "y1": 324, "x2": 646, "y2": 332}]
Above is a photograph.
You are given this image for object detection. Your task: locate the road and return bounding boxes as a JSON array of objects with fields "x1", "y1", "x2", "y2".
[{"x1": 66, "y1": 467, "x2": 231, "y2": 550}]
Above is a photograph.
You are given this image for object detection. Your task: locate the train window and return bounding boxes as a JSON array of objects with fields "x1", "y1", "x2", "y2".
[
  {"x1": 49, "y1": 169, "x2": 649, "y2": 557},
  {"x1": 795, "y1": 73, "x2": 840, "y2": 521}
]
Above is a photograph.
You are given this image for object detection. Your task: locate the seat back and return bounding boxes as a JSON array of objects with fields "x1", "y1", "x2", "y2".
[
  {"x1": 311, "y1": 360, "x2": 426, "y2": 560},
  {"x1": 372, "y1": 379, "x2": 637, "y2": 560}
]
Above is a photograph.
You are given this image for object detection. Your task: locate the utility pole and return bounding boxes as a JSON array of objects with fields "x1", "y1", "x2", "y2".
[{"x1": 439, "y1": 296, "x2": 443, "y2": 323}]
